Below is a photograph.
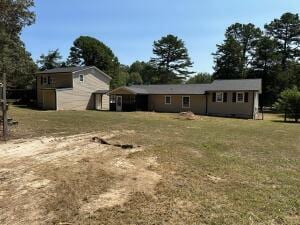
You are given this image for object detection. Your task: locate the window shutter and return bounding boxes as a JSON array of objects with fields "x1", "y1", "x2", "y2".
[
  {"x1": 212, "y1": 93, "x2": 216, "y2": 102},
  {"x1": 223, "y1": 93, "x2": 227, "y2": 102},
  {"x1": 40, "y1": 77, "x2": 43, "y2": 85},
  {"x1": 48, "y1": 76, "x2": 51, "y2": 85},
  {"x1": 245, "y1": 92, "x2": 249, "y2": 102},
  {"x1": 232, "y1": 92, "x2": 236, "y2": 103}
]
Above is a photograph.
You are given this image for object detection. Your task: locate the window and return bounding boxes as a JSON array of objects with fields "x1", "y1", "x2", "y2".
[
  {"x1": 43, "y1": 77, "x2": 47, "y2": 84},
  {"x1": 165, "y1": 96, "x2": 172, "y2": 105},
  {"x1": 182, "y1": 96, "x2": 190, "y2": 108},
  {"x1": 216, "y1": 92, "x2": 223, "y2": 103},
  {"x1": 79, "y1": 74, "x2": 84, "y2": 82},
  {"x1": 237, "y1": 92, "x2": 244, "y2": 103}
]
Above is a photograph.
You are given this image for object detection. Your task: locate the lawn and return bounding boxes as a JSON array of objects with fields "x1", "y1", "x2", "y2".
[{"x1": 1, "y1": 106, "x2": 300, "y2": 225}]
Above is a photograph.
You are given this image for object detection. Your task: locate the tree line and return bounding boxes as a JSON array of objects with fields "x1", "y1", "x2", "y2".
[{"x1": 1, "y1": 0, "x2": 299, "y2": 107}]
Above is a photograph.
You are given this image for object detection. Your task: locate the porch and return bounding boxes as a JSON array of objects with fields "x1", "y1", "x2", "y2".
[{"x1": 110, "y1": 94, "x2": 148, "y2": 112}]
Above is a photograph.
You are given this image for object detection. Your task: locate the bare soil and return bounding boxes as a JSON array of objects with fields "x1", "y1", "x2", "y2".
[{"x1": 0, "y1": 131, "x2": 161, "y2": 225}]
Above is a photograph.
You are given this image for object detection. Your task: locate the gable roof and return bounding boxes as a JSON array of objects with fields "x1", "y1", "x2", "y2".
[
  {"x1": 36, "y1": 66, "x2": 93, "y2": 74},
  {"x1": 109, "y1": 79, "x2": 262, "y2": 95},
  {"x1": 36, "y1": 66, "x2": 112, "y2": 80}
]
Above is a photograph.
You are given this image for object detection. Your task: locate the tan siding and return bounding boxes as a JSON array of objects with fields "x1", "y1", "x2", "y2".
[
  {"x1": 207, "y1": 91, "x2": 254, "y2": 118},
  {"x1": 37, "y1": 73, "x2": 72, "y2": 108},
  {"x1": 148, "y1": 95, "x2": 206, "y2": 114},
  {"x1": 56, "y1": 68, "x2": 110, "y2": 110}
]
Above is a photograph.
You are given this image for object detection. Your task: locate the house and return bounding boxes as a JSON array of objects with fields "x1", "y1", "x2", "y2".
[
  {"x1": 108, "y1": 79, "x2": 262, "y2": 119},
  {"x1": 36, "y1": 66, "x2": 111, "y2": 110}
]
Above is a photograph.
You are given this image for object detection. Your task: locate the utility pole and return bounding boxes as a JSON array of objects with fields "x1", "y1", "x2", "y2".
[{"x1": 2, "y1": 73, "x2": 8, "y2": 141}]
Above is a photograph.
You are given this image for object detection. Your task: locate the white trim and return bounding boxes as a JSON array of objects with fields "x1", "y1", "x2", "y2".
[
  {"x1": 72, "y1": 66, "x2": 112, "y2": 80},
  {"x1": 182, "y1": 96, "x2": 190, "y2": 108},
  {"x1": 165, "y1": 96, "x2": 172, "y2": 105},
  {"x1": 216, "y1": 92, "x2": 223, "y2": 103},
  {"x1": 237, "y1": 92, "x2": 245, "y2": 103}
]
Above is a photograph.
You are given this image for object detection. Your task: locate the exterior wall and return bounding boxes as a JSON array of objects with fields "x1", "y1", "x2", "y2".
[
  {"x1": 56, "y1": 68, "x2": 110, "y2": 110},
  {"x1": 40, "y1": 89, "x2": 56, "y2": 110},
  {"x1": 37, "y1": 73, "x2": 72, "y2": 107},
  {"x1": 148, "y1": 95, "x2": 206, "y2": 115},
  {"x1": 102, "y1": 94, "x2": 110, "y2": 110},
  {"x1": 206, "y1": 91, "x2": 255, "y2": 118}
]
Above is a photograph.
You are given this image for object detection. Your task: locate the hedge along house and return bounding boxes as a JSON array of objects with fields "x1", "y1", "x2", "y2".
[
  {"x1": 36, "y1": 66, "x2": 111, "y2": 110},
  {"x1": 108, "y1": 79, "x2": 262, "y2": 119}
]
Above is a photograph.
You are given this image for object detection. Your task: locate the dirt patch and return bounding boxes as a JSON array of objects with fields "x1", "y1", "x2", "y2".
[
  {"x1": 178, "y1": 111, "x2": 200, "y2": 120},
  {"x1": 0, "y1": 130, "x2": 161, "y2": 225}
]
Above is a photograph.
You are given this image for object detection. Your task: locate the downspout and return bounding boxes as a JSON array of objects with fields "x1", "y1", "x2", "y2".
[
  {"x1": 252, "y1": 91, "x2": 255, "y2": 119},
  {"x1": 205, "y1": 92, "x2": 208, "y2": 115}
]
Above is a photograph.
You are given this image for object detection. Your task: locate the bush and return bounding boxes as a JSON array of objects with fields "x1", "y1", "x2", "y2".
[{"x1": 274, "y1": 87, "x2": 300, "y2": 122}]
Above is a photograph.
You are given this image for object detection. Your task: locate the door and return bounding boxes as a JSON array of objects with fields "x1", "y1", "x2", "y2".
[
  {"x1": 116, "y1": 96, "x2": 122, "y2": 112},
  {"x1": 95, "y1": 94, "x2": 102, "y2": 110}
]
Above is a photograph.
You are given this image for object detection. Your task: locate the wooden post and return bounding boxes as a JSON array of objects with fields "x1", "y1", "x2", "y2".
[{"x1": 2, "y1": 73, "x2": 8, "y2": 141}]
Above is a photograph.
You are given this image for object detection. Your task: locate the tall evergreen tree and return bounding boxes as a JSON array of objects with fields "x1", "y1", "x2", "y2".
[
  {"x1": 213, "y1": 23, "x2": 262, "y2": 79},
  {"x1": 67, "y1": 36, "x2": 121, "y2": 88},
  {"x1": 37, "y1": 49, "x2": 63, "y2": 71},
  {"x1": 150, "y1": 34, "x2": 193, "y2": 83},
  {"x1": 265, "y1": 12, "x2": 300, "y2": 70},
  {"x1": 213, "y1": 37, "x2": 243, "y2": 79}
]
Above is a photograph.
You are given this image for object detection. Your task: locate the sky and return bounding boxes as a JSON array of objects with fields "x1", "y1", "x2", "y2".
[{"x1": 21, "y1": 0, "x2": 300, "y2": 74}]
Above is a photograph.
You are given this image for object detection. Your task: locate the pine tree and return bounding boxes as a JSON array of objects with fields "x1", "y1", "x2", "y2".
[{"x1": 150, "y1": 35, "x2": 193, "y2": 83}]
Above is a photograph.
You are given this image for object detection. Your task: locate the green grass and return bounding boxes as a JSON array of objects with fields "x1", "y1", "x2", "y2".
[{"x1": 7, "y1": 106, "x2": 300, "y2": 224}]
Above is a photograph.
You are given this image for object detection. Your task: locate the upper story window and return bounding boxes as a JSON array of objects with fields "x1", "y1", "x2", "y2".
[
  {"x1": 165, "y1": 96, "x2": 172, "y2": 105},
  {"x1": 79, "y1": 74, "x2": 84, "y2": 82},
  {"x1": 182, "y1": 96, "x2": 190, "y2": 108},
  {"x1": 237, "y1": 92, "x2": 245, "y2": 103}
]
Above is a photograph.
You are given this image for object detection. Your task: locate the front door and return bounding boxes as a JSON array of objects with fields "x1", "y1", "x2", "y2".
[
  {"x1": 116, "y1": 96, "x2": 122, "y2": 112},
  {"x1": 95, "y1": 94, "x2": 102, "y2": 110}
]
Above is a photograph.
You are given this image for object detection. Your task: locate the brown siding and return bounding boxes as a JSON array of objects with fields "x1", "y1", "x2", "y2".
[
  {"x1": 148, "y1": 95, "x2": 206, "y2": 114},
  {"x1": 56, "y1": 68, "x2": 110, "y2": 110},
  {"x1": 37, "y1": 73, "x2": 72, "y2": 107},
  {"x1": 207, "y1": 91, "x2": 254, "y2": 118},
  {"x1": 40, "y1": 90, "x2": 56, "y2": 110}
]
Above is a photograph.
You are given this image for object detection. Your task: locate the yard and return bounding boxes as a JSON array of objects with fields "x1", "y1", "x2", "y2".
[{"x1": 0, "y1": 106, "x2": 299, "y2": 225}]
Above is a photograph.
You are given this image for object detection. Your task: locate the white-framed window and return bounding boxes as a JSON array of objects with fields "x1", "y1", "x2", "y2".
[
  {"x1": 237, "y1": 92, "x2": 245, "y2": 103},
  {"x1": 216, "y1": 92, "x2": 223, "y2": 103},
  {"x1": 165, "y1": 96, "x2": 172, "y2": 105},
  {"x1": 182, "y1": 96, "x2": 190, "y2": 108},
  {"x1": 79, "y1": 74, "x2": 84, "y2": 82}
]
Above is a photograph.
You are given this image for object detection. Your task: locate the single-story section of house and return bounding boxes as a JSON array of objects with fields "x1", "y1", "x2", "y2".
[
  {"x1": 36, "y1": 66, "x2": 111, "y2": 110},
  {"x1": 108, "y1": 79, "x2": 262, "y2": 119}
]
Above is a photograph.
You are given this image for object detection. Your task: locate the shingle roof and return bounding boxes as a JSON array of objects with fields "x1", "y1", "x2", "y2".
[
  {"x1": 114, "y1": 79, "x2": 262, "y2": 95},
  {"x1": 208, "y1": 79, "x2": 262, "y2": 93},
  {"x1": 36, "y1": 66, "x2": 93, "y2": 74},
  {"x1": 129, "y1": 84, "x2": 210, "y2": 95}
]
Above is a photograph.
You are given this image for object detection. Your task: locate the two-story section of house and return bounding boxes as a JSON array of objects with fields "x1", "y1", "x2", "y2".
[{"x1": 36, "y1": 66, "x2": 111, "y2": 110}]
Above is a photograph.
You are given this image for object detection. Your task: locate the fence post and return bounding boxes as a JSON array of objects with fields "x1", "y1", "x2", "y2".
[{"x1": 2, "y1": 73, "x2": 8, "y2": 141}]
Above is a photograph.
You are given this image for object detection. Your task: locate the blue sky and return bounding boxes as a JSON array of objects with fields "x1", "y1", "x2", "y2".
[{"x1": 21, "y1": 0, "x2": 300, "y2": 74}]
